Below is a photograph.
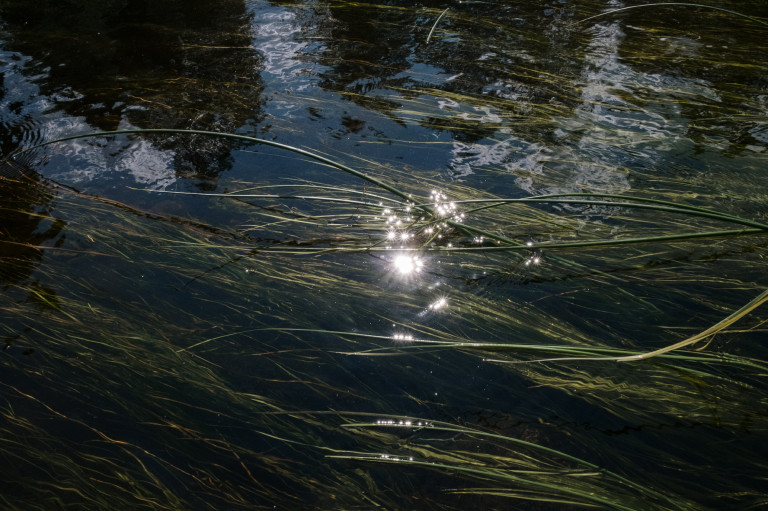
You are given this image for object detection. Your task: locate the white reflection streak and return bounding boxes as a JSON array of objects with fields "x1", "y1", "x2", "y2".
[{"x1": 251, "y1": 10, "x2": 305, "y2": 80}]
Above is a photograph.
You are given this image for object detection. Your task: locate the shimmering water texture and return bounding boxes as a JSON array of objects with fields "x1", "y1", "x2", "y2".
[{"x1": 2, "y1": 1, "x2": 768, "y2": 509}]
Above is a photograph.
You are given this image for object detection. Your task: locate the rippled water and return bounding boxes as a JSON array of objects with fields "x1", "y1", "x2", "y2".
[{"x1": 2, "y1": 1, "x2": 768, "y2": 509}]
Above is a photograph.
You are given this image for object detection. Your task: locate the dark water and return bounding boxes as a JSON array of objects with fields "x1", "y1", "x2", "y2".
[{"x1": 2, "y1": 1, "x2": 768, "y2": 509}]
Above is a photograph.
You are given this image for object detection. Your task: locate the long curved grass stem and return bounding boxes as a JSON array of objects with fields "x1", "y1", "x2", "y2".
[
  {"x1": 458, "y1": 194, "x2": 768, "y2": 231},
  {"x1": 132, "y1": 188, "x2": 388, "y2": 209},
  {"x1": 496, "y1": 287, "x2": 768, "y2": 364},
  {"x1": 577, "y1": 3, "x2": 768, "y2": 29},
  {"x1": 11, "y1": 129, "x2": 423, "y2": 212},
  {"x1": 426, "y1": 8, "x2": 450, "y2": 44}
]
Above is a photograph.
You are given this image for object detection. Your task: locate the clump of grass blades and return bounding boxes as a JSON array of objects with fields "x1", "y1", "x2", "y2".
[
  {"x1": 8, "y1": 128, "x2": 768, "y2": 364},
  {"x1": 10, "y1": 129, "x2": 768, "y2": 252},
  {"x1": 3, "y1": 106, "x2": 767, "y2": 507},
  {"x1": 327, "y1": 412, "x2": 696, "y2": 510}
]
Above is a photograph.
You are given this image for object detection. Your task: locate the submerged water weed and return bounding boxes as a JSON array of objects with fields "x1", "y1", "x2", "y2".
[
  {"x1": 4, "y1": 147, "x2": 767, "y2": 506},
  {"x1": 3, "y1": 1, "x2": 768, "y2": 504},
  {"x1": 0, "y1": 5, "x2": 768, "y2": 509},
  {"x1": 7, "y1": 129, "x2": 768, "y2": 363},
  {"x1": 331, "y1": 413, "x2": 697, "y2": 510}
]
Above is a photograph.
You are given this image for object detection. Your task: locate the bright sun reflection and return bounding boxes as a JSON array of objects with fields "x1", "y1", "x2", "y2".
[
  {"x1": 428, "y1": 297, "x2": 448, "y2": 310},
  {"x1": 392, "y1": 332, "x2": 414, "y2": 343},
  {"x1": 392, "y1": 254, "x2": 423, "y2": 275}
]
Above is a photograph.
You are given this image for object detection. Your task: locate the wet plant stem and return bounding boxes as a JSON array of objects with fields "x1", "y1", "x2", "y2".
[{"x1": 577, "y1": 3, "x2": 768, "y2": 29}]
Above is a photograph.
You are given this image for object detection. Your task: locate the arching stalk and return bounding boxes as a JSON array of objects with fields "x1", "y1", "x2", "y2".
[
  {"x1": 577, "y1": 3, "x2": 768, "y2": 29},
  {"x1": 11, "y1": 129, "x2": 423, "y2": 212}
]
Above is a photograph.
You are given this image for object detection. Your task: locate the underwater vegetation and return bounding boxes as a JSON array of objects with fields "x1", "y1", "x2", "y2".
[{"x1": 1, "y1": 1, "x2": 768, "y2": 509}]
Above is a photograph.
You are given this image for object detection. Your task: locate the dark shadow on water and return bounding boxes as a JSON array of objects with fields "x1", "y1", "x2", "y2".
[{"x1": 0, "y1": 0, "x2": 265, "y2": 186}]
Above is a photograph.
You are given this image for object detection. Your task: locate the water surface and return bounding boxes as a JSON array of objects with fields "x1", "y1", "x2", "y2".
[{"x1": 2, "y1": 1, "x2": 768, "y2": 509}]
